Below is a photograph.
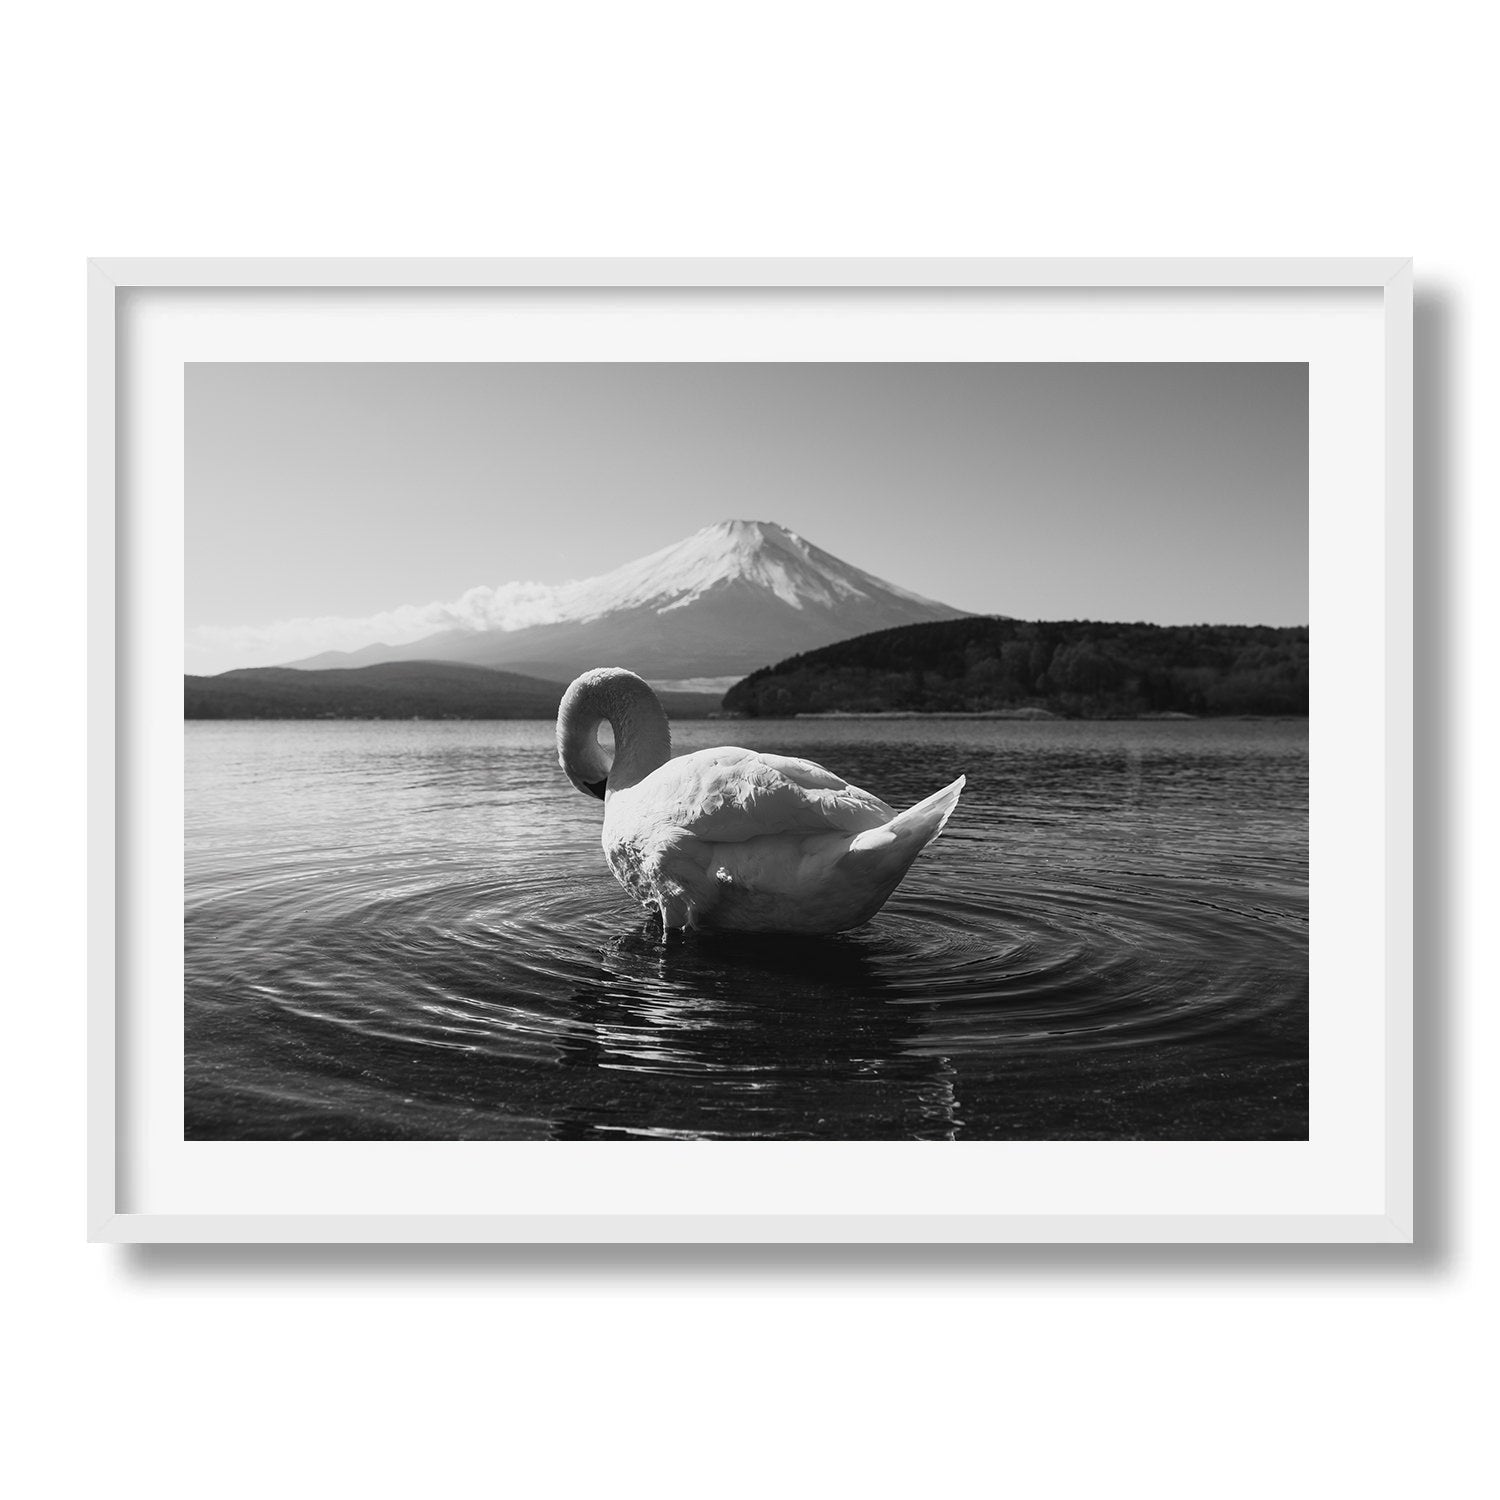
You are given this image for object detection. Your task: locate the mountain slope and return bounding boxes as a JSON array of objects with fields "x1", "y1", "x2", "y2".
[
  {"x1": 185, "y1": 661, "x2": 723, "y2": 720},
  {"x1": 287, "y1": 520, "x2": 970, "y2": 682}
]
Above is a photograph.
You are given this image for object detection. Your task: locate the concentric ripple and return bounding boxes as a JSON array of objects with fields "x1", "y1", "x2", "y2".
[{"x1": 186, "y1": 718, "x2": 1308, "y2": 1140}]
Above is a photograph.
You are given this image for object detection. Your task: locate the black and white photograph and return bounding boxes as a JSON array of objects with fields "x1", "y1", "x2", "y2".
[{"x1": 185, "y1": 359, "x2": 1309, "y2": 1142}]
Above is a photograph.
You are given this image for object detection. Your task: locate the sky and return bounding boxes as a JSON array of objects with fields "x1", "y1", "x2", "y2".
[{"x1": 186, "y1": 361, "x2": 1307, "y2": 674}]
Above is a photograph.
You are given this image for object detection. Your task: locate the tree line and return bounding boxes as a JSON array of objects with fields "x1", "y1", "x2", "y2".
[{"x1": 721, "y1": 618, "x2": 1309, "y2": 718}]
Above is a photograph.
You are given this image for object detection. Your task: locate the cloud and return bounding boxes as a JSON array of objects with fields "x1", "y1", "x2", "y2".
[{"x1": 185, "y1": 579, "x2": 573, "y2": 676}]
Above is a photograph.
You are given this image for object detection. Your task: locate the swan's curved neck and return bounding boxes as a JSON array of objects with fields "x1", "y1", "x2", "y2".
[{"x1": 557, "y1": 669, "x2": 672, "y2": 798}]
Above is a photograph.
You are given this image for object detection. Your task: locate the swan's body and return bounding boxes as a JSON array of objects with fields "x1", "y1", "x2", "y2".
[{"x1": 557, "y1": 667, "x2": 964, "y2": 934}]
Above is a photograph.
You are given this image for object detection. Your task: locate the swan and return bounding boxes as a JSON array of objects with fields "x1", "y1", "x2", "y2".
[{"x1": 556, "y1": 667, "x2": 965, "y2": 934}]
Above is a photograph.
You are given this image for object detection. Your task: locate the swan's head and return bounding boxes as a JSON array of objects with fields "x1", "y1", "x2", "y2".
[{"x1": 556, "y1": 667, "x2": 672, "y2": 800}]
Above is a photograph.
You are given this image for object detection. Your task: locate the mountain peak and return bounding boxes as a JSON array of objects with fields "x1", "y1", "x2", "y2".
[
  {"x1": 701, "y1": 518, "x2": 797, "y2": 548},
  {"x1": 588, "y1": 518, "x2": 900, "y2": 617},
  {"x1": 282, "y1": 520, "x2": 970, "y2": 680}
]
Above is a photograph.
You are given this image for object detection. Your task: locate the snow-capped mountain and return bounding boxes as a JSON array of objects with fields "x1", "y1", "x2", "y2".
[{"x1": 288, "y1": 520, "x2": 970, "y2": 686}]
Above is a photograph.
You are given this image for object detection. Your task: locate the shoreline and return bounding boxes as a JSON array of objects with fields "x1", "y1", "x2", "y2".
[
  {"x1": 781, "y1": 710, "x2": 1305, "y2": 722},
  {"x1": 185, "y1": 710, "x2": 1310, "y2": 724}
]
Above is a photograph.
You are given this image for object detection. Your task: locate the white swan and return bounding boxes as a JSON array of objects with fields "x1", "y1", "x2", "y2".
[{"x1": 557, "y1": 667, "x2": 965, "y2": 934}]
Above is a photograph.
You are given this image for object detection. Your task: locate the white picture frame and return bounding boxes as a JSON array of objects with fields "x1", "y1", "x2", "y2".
[{"x1": 89, "y1": 258, "x2": 1413, "y2": 1244}]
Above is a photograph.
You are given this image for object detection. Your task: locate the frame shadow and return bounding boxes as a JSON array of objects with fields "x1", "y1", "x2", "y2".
[{"x1": 125, "y1": 287, "x2": 1454, "y2": 1282}]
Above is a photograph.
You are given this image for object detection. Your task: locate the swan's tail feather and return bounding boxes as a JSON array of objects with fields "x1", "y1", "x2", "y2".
[
  {"x1": 899, "y1": 774, "x2": 966, "y2": 844},
  {"x1": 847, "y1": 775, "x2": 965, "y2": 858}
]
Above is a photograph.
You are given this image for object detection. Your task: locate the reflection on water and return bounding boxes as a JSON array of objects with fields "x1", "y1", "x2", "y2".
[{"x1": 186, "y1": 718, "x2": 1308, "y2": 1140}]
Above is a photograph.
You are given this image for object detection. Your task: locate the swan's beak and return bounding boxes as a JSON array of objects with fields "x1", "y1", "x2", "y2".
[{"x1": 563, "y1": 766, "x2": 608, "y2": 800}]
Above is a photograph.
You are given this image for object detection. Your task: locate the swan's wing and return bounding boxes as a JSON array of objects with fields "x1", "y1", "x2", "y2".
[
  {"x1": 637, "y1": 747, "x2": 894, "y2": 843},
  {"x1": 753, "y1": 752, "x2": 859, "y2": 791}
]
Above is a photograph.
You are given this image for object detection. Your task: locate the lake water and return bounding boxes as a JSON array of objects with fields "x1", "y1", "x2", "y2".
[{"x1": 185, "y1": 717, "x2": 1308, "y2": 1140}]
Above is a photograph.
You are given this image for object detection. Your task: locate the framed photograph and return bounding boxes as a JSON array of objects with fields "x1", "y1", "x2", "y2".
[{"x1": 89, "y1": 258, "x2": 1412, "y2": 1243}]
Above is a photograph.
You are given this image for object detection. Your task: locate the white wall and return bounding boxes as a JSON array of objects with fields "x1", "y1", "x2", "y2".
[{"x1": 5, "y1": 4, "x2": 1490, "y2": 1495}]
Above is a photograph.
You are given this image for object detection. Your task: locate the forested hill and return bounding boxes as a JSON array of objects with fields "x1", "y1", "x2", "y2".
[
  {"x1": 722, "y1": 618, "x2": 1309, "y2": 719},
  {"x1": 185, "y1": 662, "x2": 723, "y2": 720}
]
